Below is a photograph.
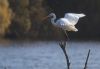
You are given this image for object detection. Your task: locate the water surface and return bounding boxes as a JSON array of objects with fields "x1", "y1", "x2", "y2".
[{"x1": 0, "y1": 41, "x2": 100, "y2": 69}]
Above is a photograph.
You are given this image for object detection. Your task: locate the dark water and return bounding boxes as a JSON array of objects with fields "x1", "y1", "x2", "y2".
[{"x1": 0, "y1": 41, "x2": 100, "y2": 69}]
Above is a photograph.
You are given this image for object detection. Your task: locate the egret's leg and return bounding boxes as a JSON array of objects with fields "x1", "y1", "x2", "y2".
[
  {"x1": 59, "y1": 30, "x2": 70, "y2": 69},
  {"x1": 59, "y1": 29, "x2": 69, "y2": 48},
  {"x1": 64, "y1": 30, "x2": 70, "y2": 41}
]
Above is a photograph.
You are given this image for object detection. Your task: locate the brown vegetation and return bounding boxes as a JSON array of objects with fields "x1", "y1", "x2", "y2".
[
  {"x1": 0, "y1": 0, "x2": 100, "y2": 40},
  {"x1": 0, "y1": 0, "x2": 12, "y2": 36}
]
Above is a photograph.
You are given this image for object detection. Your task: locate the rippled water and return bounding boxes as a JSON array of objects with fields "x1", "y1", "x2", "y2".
[{"x1": 0, "y1": 41, "x2": 100, "y2": 69}]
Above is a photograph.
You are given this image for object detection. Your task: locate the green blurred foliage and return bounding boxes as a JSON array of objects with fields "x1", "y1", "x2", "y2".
[
  {"x1": 7, "y1": 0, "x2": 31, "y2": 38},
  {"x1": 7, "y1": 0, "x2": 60, "y2": 39}
]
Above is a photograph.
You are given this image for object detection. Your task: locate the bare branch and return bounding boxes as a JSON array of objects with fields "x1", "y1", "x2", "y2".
[
  {"x1": 59, "y1": 41, "x2": 70, "y2": 69},
  {"x1": 84, "y1": 49, "x2": 91, "y2": 69}
]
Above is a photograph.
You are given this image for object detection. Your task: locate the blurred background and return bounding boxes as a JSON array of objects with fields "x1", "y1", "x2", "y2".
[
  {"x1": 0, "y1": 0, "x2": 100, "y2": 69},
  {"x1": 0, "y1": 0, "x2": 100, "y2": 40}
]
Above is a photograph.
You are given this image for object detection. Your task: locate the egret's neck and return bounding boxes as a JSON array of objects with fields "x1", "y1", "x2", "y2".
[{"x1": 51, "y1": 14, "x2": 56, "y2": 25}]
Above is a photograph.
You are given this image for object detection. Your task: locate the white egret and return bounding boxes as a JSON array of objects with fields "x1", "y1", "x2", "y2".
[
  {"x1": 44, "y1": 13, "x2": 85, "y2": 32},
  {"x1": 43, "y1": 13, "x2": 85, "y2": 39}
]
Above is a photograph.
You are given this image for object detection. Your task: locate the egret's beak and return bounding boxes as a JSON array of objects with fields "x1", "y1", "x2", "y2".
[{"x1": 42, "y1": 15, "x2": 50, "y2": 21}]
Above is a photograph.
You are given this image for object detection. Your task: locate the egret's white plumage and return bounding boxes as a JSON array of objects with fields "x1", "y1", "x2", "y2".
[
  {"x1": 48, "y1": 13, "x2": 85, "y2": 32},
  {"x1": 64, "y1": 13, "x2": 85, "y2": 25}
]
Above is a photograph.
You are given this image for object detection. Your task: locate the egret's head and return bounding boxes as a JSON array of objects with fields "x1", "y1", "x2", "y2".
[
  {"x1": 42, "y1": 13, "x2": 55, "y2": 21},
  {"x1": 48, "y1": 13, "x2": 55, "y2": 18}
]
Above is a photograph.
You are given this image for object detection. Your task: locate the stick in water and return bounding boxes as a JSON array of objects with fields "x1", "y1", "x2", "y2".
[
  {"x1": 59, "y1": 41, "x2": 70, "y2": 69},
  {"x1": 84, "y1": 49, "x2": 91, "y2": 69}
]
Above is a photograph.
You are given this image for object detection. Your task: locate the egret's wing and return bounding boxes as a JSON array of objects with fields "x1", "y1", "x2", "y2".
[
  {"x1": 64, "y1": 13, "x2": 85, "y2": 25},
  {"x1": 64, "y1": 13, "x2": 85, "y2": 18}
]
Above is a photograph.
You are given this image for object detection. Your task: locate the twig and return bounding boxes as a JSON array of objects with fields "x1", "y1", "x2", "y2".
[
  {"x1": 84, "y1": 49, "x2": 91, "y2": 69},
  {"x1": 59, "y1": 41, "x2": 70, "y2": 69}
]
